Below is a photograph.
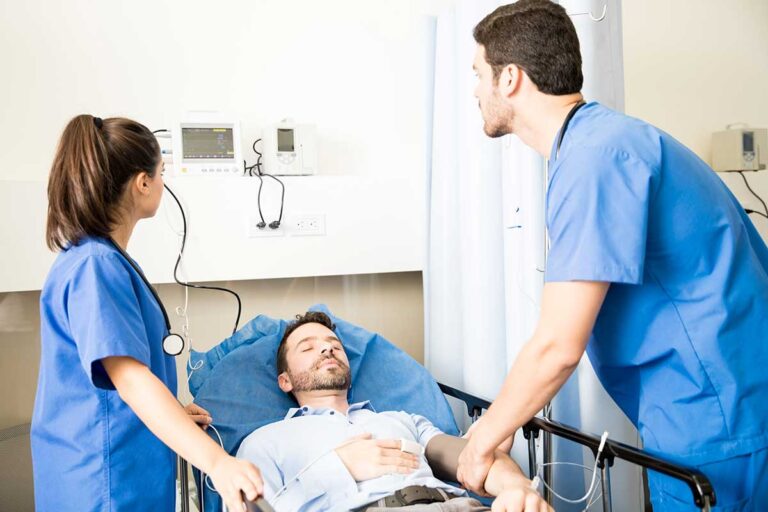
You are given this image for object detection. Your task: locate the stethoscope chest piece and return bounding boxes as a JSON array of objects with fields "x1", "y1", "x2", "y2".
[{"x1": 163, "y1": 333, "x2": 185, "y2": 357}]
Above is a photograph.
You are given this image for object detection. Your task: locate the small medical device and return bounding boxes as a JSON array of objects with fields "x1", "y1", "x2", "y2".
[
  {"x1": 712, "y1": 127, "x2": 767, "y2": 172},
  {"x1": 262, "y1": 119, "x2": 317, "y2": 175},
  {"x1": 399, "y1": 438, "x2": 425, "y2": 456},
  {"x1": 172, "y1": 114, "x2": 243, "y2": 176}
]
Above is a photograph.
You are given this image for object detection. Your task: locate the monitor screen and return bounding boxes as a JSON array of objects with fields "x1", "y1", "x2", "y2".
[
  {"x1": 182, "y1": 127, "x2": 235, "y2": 160},
  {"x1": 743, "y1": 131, "x2": 754, "y2": 153},
  {"x1": 278, "y1": 128, "x2": 295, "y2": 152}
]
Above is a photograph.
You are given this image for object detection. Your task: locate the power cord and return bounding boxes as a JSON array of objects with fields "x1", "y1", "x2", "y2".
[
  {"x1": 152, "y1": 129, "x2": 242, "y2": 336},
  {"x1": 738, "y1": 171, "x2": 768, "y2": 219},
  {"x1": 244, "y1": 138, "x2": 285, "y2": 230}
]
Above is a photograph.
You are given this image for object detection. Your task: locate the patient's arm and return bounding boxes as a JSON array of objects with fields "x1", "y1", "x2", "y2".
[{"x1": 426, "y1": 434, "x2": 545, "y2": 499}]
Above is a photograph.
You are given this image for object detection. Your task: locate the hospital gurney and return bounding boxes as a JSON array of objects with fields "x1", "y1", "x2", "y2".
[{"x1": 180, "y1": 305, "x2": 716, "y2": 512}]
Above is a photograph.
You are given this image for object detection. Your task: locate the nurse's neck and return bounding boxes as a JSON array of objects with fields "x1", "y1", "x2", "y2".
[
  {"x1": 109, "y1": 217, "x2": 139, "y2": 252},
  {"x1": 513, "y1": 92, "x2": 584, "y2": 158}
]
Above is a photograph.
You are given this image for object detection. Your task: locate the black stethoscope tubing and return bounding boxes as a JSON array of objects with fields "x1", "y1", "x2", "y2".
[
  {"x1": 554, "y1": 100, "x2": 586, "y2": 162},
  {"x1": 107, "y1": 238, "x2": 185, "y2": 356}
]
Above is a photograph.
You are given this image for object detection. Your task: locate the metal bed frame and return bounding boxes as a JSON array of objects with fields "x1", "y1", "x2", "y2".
[
  {"x1": 184, "y1": 383, "x2": 717, "y2": 512},
  {"x1": 437, "y1": 383, "x2": 716, "y2": 512}
]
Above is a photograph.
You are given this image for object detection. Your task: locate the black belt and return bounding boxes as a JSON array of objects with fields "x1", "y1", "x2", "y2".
[{"x1": 358, "y1": 485, "x2": 454, "y2": 510}]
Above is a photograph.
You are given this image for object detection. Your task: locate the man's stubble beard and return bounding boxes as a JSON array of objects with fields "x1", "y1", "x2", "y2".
[{"x1": 287, "y1": 355, "x2": 351, "y2": 392}]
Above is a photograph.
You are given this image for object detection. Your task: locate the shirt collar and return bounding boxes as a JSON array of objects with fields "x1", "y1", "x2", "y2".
[{"x1": 286, "y1": 400, "x2": 375, "y2": 419}]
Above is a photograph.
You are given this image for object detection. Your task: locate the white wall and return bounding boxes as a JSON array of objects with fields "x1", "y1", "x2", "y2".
[
  {"x1": 1, "y1": 0, "x2": 438, "y2": 181},
  {"x1": 0, "y1": 0, "x2": 454, "y2": 292},
  {"x1": 0, "y1": 3, "x2": 442, "y2": 508},
  {"x1": 623, "y1": 0, "x2": 768, "y2": 239}
]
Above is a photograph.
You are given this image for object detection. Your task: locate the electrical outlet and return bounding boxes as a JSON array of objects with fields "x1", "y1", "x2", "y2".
[
  {"x1": 248, "y1": 216, "x2": 285, "y2": 238},
  {"x1": 290, "y1": 214, "x2": 326, "y2": 236}
]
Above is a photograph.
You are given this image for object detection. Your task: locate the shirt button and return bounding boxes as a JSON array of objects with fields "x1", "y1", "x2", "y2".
[
  {"x1": 302, "y1": 407, "x2": 308, "y2": 412},
  {"x1": 330, "y1": 411, "x2": 335, "y2": 415}
]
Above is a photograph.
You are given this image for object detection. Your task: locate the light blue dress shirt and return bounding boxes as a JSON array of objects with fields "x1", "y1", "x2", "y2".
[
  {"x1": 546, "y1": 102, "x2": 768, "y2": 509},
  {"x1": 31, "y1": 237, "x2": 178, "y2": 511},
  {"x1": 236, "y1": 401, "x2": 465, "y2": 512}
]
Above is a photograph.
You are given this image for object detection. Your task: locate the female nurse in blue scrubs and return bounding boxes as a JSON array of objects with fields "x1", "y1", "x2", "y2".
[
  {"x1": 456, "y1": 2, "x2": 768, "y2": 510},
  {"x1": 31, "y1": 115, "x2": 263, "y2": 511}
]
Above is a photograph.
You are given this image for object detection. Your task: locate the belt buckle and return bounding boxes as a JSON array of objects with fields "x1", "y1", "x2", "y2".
[{"x1": 396, "y1": 485, "x2": 443, "y2": 506}]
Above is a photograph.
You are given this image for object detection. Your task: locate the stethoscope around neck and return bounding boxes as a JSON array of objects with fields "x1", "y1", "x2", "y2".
[
  {"x1": 108, "y1": 238, "x2": 185, "y2": 356},
  {"x1": 554, "y1": 100, "x2": 587, "y2": 161}
]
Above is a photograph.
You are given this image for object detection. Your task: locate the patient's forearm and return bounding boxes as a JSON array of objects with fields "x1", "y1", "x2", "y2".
[
  {"x1": 425, "y1": 434, "x2": 466, "y2": 483},
  {"x1": 425, "y1": 435, "x2": 530, "y2": 495},
  {"x1": 483, "y1": 454, "x2": 531, "y2": 496}
]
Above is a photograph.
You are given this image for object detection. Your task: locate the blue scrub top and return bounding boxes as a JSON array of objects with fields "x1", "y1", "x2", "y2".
[
  {"x1": 31, "y1": 236, "x2": 178, "y2": 511},
  {"x1": 546, "y1": 103, "x2": 768, "y2": 466}
]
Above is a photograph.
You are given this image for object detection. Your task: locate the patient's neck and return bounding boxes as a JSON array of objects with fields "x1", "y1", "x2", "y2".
[{"x1": 295, "y1": 389, "x2": 350, "y2": 415}]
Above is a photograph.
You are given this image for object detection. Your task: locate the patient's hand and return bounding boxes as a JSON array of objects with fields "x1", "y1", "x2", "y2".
[
  {"x1": 486, "y1": 456, "x2": 552, "y2": 512},
  {"x1": 335, "y1": 433, "x2": 420, "y2": 481},
  {"x1": 492, "y1": 486, "x2": 553, "y2": 512}
]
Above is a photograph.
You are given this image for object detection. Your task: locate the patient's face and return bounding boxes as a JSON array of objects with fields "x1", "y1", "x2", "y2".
[{"x1": 279, "y1": 322, "x2": 351, "y2": 394}]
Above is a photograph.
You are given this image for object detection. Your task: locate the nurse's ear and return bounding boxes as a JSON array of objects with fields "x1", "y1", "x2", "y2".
[
  {"x1": 497, "y1": 63, "x2": 524, "y2": 99},
  {"x1": 135, "y1": 172, "x2": 152, "y2": 196},
  {"x1": 126, "y1": 171, "x2": 152, "y2": 198}
]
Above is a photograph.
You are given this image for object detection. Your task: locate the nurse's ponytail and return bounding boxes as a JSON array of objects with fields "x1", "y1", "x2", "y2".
[{"x1": 45, "y1": 115, "x2": 160, "y2": 251}]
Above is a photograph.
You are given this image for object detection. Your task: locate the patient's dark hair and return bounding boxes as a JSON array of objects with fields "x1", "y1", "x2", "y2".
[
  {"x1": 276, "y1": 311, "x2": 337, "y2": 374},
  {"x1": 473, "y1": 0, "x2": 583, "y2": 95}
]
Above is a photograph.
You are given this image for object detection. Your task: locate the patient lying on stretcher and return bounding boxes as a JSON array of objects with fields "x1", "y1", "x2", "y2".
[{"x1": 236, "y1": 312, "x2": 553, "y2": 512}]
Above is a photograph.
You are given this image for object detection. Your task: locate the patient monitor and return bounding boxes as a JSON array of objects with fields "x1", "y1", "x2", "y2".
[
  {"x1": 712, "y1": 127, "x2": 767, "y2": 172},
  {"x1": 172, "y1": 113, "x2": 243, "y2": 176},
  {"x1": 262, "y1": 119, "x2": 317, "y2": 175}
]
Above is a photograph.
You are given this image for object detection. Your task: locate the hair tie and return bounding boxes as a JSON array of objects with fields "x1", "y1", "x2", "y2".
[{"x1": 93, "y1": 117, "x2": 103, "y2": 129}]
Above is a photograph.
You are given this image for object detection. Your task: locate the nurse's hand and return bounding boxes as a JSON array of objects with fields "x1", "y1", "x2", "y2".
[
  {"x1": 184, "y1": 403, "x2": 212, "y2": 430},
  {"x1": 457, "y1": 438, "x2": 495, "y2": 496},
  {"x1": 209, "y1": 455, "x2": 264, "y2": 512},
  {"x1": 464, "y1": 418, "x2": 514, "y2": 453}
]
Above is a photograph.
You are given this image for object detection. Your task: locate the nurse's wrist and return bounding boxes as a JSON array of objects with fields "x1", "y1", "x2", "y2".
[
  {"x1": 467, "y1": 434, "x2": 495, "y2": 460},
  {"x1": 210, "y1": 449, "x2": 231, "y2": 470}
]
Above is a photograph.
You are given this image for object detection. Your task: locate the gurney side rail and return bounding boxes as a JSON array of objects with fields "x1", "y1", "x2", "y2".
[{"x1": 437, "y1": 382, "x2": 716, "y2": 510}]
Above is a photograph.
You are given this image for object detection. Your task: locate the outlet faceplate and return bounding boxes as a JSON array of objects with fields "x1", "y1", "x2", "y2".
[{"x1": 289, "y1": 214, "x2": 326, "y2": 236}]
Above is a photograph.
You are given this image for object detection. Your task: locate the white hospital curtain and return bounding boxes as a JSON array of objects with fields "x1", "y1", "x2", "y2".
[
  {"x1": 425, "y1": 1, "x2": 642, "y2": 510},
  {"x1": 424, "y1": 0, "x2": 509, "y2": 405}
]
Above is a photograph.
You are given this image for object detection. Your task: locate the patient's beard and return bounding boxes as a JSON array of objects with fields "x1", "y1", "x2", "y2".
[{"x1": 288, "y1": 356, "x2": 351, "y2": 392}]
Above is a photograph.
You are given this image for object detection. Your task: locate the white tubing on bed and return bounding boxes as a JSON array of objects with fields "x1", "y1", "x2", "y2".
[{"x1": 535, "y1": 431, "x2": 609, "y2": 511}]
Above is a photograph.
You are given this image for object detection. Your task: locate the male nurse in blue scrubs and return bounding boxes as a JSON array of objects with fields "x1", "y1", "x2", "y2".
[{"x1": 455, "y1": 1, "x2": 768, "y2": 510}]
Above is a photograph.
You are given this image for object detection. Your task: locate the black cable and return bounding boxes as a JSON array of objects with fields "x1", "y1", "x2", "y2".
[
  {"x1": 255, "y1": 173, "x2": 267, "y2": 225},
  {"x1": 252, "y1": 138, "x2": 263, "y2": 175},
  {"x1": 745, "y1": 209, "x2": 768, "y2": 219},
  {"x1": 153, "y1": 129, "x2": 242, "y2": 335},
  {"x1": 738, "y1": 171, "x2": 768, "y2": 217},
  {"x1": 162, "y1": 183, "x2": 242, "y2": 335},
  {"x1": 261, "y1": 172, "x2": 285, "y2": 225},
  {"x1": 247, "y1": 138, "x2": 284, "y2": 227}
]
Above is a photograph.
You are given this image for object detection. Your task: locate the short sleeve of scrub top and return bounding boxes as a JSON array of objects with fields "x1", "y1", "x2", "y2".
[
  {"x1": 546, "y1": 145, "x2": 656, "y2": 284},
  {"x1": 67, "y1": 252, "x2": 153, "y2": 389}
]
